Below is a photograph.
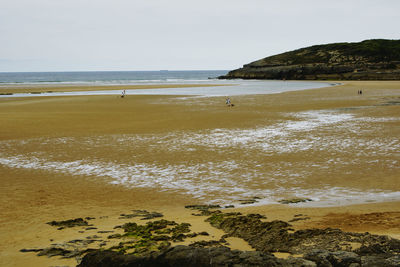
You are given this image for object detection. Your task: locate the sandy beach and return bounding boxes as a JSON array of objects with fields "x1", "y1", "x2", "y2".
[{"x1": 0, "y1": 81, "x2": 399, "y2": 266}]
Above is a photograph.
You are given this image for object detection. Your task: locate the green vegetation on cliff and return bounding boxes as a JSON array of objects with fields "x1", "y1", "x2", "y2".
[{"x1": 220, "y1": 39, "x2": 400, "y2": 80}]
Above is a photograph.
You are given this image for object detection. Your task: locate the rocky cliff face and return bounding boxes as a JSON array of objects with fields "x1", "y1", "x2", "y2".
[{"x1": 219, "y1": 39, "x2": 400, "y2": 80}]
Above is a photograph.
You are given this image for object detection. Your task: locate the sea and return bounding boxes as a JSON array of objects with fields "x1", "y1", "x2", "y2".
[
  {"x1": 0, "y1": 70, "x2": 335, "y2": 97},
  {"x1": 0, "y1": 70, "x2": 228, "y2": 84}
]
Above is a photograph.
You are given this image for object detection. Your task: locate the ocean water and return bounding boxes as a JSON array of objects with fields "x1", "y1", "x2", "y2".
[
  {"x1": 0, "y1": 70, "x2": 335, "y2": 97},
  {"x1": 0, "y1": 70, "x2": 228, "y2": 84}
]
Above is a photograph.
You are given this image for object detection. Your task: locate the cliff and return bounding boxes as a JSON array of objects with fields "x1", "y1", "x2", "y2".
[{"x1": 219, "y1": 39, "x2": 400, "y2": 80}]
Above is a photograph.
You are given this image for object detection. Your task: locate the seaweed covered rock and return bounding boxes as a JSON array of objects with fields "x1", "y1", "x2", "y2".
[
  {"x1": 119, "y1": 210, "x2": 163, "y2": 220},
  {"x1": 206, "y1": 212, "x2": 293, "y2": 252},
  {"x1": 206, "y1": 212, "x2": 400, "y2": 257},
  {"x1": 185, "y1": 204, "x2": 222, "y2": 216},
  {"x1": 34, "y1": 209, "x2": 400, "y2": 266},
  {"x1": 107, "y1": 219, "x2": 205, "y2": 255},
  {"x1": 278, "y1": 198, "x2": 313, "y2": 204},
  {"x1": 46, "y1": 218, "x2": 89, "y2": 229}
]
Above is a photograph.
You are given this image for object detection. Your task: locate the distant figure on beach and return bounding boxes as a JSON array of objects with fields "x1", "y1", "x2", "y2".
[
  {"x1": 358, "y1": 90, "x2": 363, "y2": 95},
  {"x1": 121, "y1": 90, "x2": 126, "y2": 98},
  {"x1": 225, "y1": 97, "x2": 234, "y2": 107}
]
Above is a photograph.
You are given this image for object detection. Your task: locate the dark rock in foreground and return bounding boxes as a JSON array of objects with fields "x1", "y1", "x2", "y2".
[
  {"x1": 78, "y1": 246, "x2": 400, "y2": 267},
  {"x1": 206, "y1": 212, "x2": 400, "y2": 256},
  {"x1": 219, "y1": 39, "x2": 400, "y2": 80},
  {"x1": 78, "y1": 246, "x2": 400, "y2": 266},
  {"x1": 78, "y1": 211, "x2": 400, "y2": 266},
  {"x1": 28, "y1": 208, "x2": 400, "y2": 266},
  {"x1": 78, "y1": 245, "x2": 314, "y2": 267}
]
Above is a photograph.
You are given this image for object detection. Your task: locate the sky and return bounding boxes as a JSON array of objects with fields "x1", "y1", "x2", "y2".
[{"x1": 0, "y1": 0, "x2": 399, "y2": 72}]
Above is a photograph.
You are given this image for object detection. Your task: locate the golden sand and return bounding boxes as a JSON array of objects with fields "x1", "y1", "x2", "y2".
[{"x1": 0, "y1": 81, "x2": 399, "y2": 266}]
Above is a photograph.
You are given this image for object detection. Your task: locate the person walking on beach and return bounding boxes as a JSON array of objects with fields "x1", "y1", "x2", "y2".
[
  {"x1": 226, "y1": 97, "x2": 231, "y2": 107},
  {"x1": 121, "y1": 90, "x2": 126, "y2": 98}
]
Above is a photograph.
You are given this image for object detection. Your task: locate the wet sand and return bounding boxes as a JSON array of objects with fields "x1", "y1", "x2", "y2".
[
  {"x1": 0, "y1": 83, "x2": 226, "y2": 94},
  {"x1": 0, "y1": 81, "x2": 399, "y2": 266}
]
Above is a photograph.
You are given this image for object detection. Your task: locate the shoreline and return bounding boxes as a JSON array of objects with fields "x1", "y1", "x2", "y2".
[
  {"x1": 0, "y1": 80, "x2": 335, "y2": 97},
  {"x1": 0, "y1": 83, "x2": 228, "y2": 94},
  {"x1": 1, "y1": 80, "x2": 399, "y2": 266}
]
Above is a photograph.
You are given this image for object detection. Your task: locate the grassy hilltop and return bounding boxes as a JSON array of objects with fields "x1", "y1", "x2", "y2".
[{"x1": 220, "y1": 39, "x2": 400, "y2": 80}]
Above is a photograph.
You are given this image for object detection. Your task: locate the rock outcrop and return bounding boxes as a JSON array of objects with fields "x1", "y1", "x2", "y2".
[
  {"x1": 78, "y1": 245, "x2": 400, "y2": 267},
  {"x1": 206, "y1": 212, "x2": 400, "y2": 258},
  {"x1": 78, "y1": 211, "x2": 400, "y2": 266},
  {"x1": 219, "y1": 39, "x2": 400, "y2": 80},
  {"x1": 78, "y1": 246, "x2": 303, "y2": 267}
]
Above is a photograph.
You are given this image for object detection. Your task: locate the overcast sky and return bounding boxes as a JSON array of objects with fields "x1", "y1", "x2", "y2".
[{"x1": 0, "y1": 0, "x2": 399, "y2": 72}]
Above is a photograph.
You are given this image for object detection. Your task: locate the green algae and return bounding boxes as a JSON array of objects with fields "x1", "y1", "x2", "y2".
[{"x1": 109, "y1": 219, "x2": 195, "y2": 255}]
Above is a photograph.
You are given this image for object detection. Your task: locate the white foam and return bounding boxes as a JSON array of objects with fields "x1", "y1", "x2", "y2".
[
  {"x1": 0, "y1": 155, "x2": 248, "y2": 199},
  {"x1": 1, "y1": 109, "x2": 399, "y2": 206}
]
